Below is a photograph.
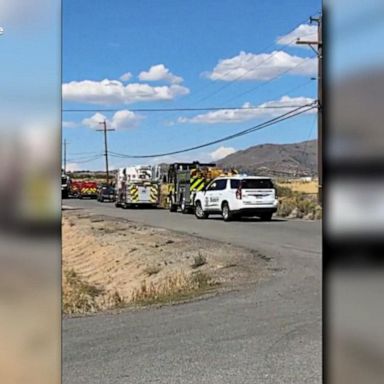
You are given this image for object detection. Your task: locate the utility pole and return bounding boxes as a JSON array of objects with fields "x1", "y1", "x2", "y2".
[
  {"x1": 97, "y1": 120, "x2": 115, "y2": 184},
  {"x1": 297, "y1": 14, "x2": 323, "y2": 203}
]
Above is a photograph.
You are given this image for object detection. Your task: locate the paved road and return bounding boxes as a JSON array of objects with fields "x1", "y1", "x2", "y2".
[{"x1": 63, "y1": 200, "x2": 322, "y2": 384}]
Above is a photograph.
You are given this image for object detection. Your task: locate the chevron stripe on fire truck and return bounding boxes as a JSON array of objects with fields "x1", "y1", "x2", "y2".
[
  {"x1": 129, "y1": 185, "x2": 139, "y2": 202},
  {"x1": 189, "y1": 177, "x2": 207, "y2": 192},
  {"x1": 150, "y1": 185, "x2": 158, "y2": 203},
  {"x1": 81, "y1": 187, "x2": 97, "y2": 194}
]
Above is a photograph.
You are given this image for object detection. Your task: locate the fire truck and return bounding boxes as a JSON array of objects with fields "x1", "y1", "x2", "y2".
[
  {"x1": 69, "y1": 180, "x2": 82, "y2": 198},
  {"x1": 166, "y1": 162, "x2": 238, "y2": 213},
  {"x1": 69, "y1": 180, "x2": 98, "y2": 199},
  {"x1": 78, "y1": 181, "x2": 98, "y2": 199},
  {"x1": 115, "y1": 165, "x2": 160, "y2": 208}
]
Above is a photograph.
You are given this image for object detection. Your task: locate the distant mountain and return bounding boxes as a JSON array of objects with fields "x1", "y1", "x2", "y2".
[{"x1": 217, "y1": 140, "x2": 317, "y2": 177}]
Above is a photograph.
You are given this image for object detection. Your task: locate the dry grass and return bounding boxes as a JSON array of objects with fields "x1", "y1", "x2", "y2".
[
  {"x1": 131, "y1": 271, "x2": 213, "y2": 305},
  {"x1": 63, "y1": 268, "x2": 213, "y2": 313},
  {"x1": 275, "y1": 180, "x2": 321, "y2": 220},
  {"x1": 62, "y1": 211, "x2": 267, "y2": 314},
  {"x1": 144, "y1": 265, "x2": 162, "y2": 276},
  {"x1": 63, "y1": 269, "x2": 125, "y2": 314},
  {"x1": 191, "y1": 252, "x2": 207, "y2": 269},
  {"x1": 277, "y1": 179, "x2": 318, "y2": 194},
  {"x1": 277, "y1": 194, "x2": 322, "y2": 219}
]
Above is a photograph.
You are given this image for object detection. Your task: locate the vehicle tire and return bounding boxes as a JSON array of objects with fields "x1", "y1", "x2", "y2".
[
  {"x1": 222, "y1": 202, "x2": 233, "y2": 222},
  {"x1": 99, "y1": 197, "x2": 104, "y2": 202},
  {"x1": 169, "y1": 196, "x2": 177, "y2": 212},
  {"x1": 260, "y1": 213, "x2": 273, "y2": 221},
  {"x1": 195, "y1": 201, "x2": 208, "y2": 219}
]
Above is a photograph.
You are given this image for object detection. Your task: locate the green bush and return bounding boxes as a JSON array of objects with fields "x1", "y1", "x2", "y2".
[{"x1": 277, "y1": 192, "x2": 321, "y2": 220}]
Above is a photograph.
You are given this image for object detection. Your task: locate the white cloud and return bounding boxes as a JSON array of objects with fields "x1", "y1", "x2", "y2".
[
  {"x1": 276, "y1": 24, "x2": 318, "y2": 47},
  {"x1": 82, "y1": 110, "x2": 143, "y2": 130},
  {"x1": 66, "y1": 162, "x2": 80, "y2": 172},
  {"x1": 138, "y1": 64, "x2": 183, "y2": 84},
  {"x1": 82, "y1": 112, "x2": 106, "y2": 129},
  {"x1": 119, "y1": 72, "x2": 132, "y2": 81},
  {"x1": 62, "y1": 121, "x2": 78, "y2": 128},
  {"x1": 178, "y1": 96, "x2": 315, "y2": 124},
  {"x1": 110, "y1": 110, "x2": 143, "y2": 129},
  {"x1": 206, "y1": 50, "x2": 316, "y2": 81},
  {"x1": 62, "y1": 79, "x2": 189, "y2": 105},
  {"x1": 210, "y1": 146, "x2": 236, "y2": 161}
]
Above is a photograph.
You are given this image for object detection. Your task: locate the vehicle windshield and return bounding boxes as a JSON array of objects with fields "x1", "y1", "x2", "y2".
[{"x1": 230, "y1": 179, "x2": 274, "y2": 189}]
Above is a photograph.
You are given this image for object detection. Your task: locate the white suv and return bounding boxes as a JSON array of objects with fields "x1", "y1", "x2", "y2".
[{"x1": 194, "y1": 176, "x2": 278, "y2": 221}]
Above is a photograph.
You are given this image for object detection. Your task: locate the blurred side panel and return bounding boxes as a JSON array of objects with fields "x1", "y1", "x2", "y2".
[
  {"x1": 0, "y1": 1, "x2": 61, "y2": 384},
  {"x1": 325, "y1": 0, "x2": 384, "y2": 383}
]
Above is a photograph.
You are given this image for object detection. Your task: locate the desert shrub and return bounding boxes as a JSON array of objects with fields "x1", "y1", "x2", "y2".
[
  {"x1": 275, "y1": 184, "x2": 294, "y2": 198},
  {"x1": 277, "y1": 192, "x2": 321, "y2": 219},
  {"x1": 191, "y1": 252, "x2": 207, "y2": 268},
  {"x1": 63, "y1": 269, "x2": 125, "y2": 314},
  {"x1": 144, "y1": 265, "x2": 162, "y2": 276},
  {"x1": 131, "y1": 271, "x2": 213, "y2": 305}
]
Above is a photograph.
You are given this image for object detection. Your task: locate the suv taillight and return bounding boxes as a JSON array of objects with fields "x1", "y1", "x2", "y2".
[{"x1": 236, "y1": 187, "x2": 242, "y2": 200}]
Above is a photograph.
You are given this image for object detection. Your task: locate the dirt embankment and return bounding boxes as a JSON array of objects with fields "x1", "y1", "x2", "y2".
[{"x1": 62, "y1": 210, "x2": 271, "y2": 314}]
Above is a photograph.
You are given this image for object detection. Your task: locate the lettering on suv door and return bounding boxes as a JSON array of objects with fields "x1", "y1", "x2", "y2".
[{"x1": 205, "y1": 179, "x2": 227, "y2": 209}]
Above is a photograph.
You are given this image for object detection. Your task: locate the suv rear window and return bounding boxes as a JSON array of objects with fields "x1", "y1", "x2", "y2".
[{"x1": 230, "y1": 179, "x2": 274, "y2": 189}]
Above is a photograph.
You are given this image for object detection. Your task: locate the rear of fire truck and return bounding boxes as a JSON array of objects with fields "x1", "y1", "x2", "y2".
[{"x1": 167, "y1": 162, "x2": 237, "y2": 213}]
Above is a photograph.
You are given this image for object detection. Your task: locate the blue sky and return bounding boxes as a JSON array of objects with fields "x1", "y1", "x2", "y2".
[{"x1": 63, "y1": 0, "x2": 320, "y2": 171}]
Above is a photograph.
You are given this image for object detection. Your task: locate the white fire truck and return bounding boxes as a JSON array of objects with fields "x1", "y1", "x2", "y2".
[{"x1": 115, "y1": 165, "x2": 160, "y2": 208}]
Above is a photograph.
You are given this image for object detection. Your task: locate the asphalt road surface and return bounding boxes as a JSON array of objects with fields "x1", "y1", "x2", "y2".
[{"x1": 63, "y1": 199, "x2": 322, "y2": 384}]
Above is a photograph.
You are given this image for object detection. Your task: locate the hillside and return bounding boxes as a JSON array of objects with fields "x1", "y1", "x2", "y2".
[{"x1": 217, "y1": 140, "x2": 317, "y2": 177}]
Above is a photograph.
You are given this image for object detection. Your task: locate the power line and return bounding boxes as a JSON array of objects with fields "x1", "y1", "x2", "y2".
[
  {"x1": 66, "y1": 150, "x2": 101, "y2": 155},
  {"x1": 222, "y1": 55, "x2": 317, "y2": 105},
  {"x1": 179, "y1": 11, "x2": 321, "y2": 106},
  {"x1": 62, "y1": 104, "x2": 314, "y2": 113},
  {"x1": 67, "y1": 153, "x2": 104, "y2": 161},
  {"x1": 67, "y1": 155, "x2": 104, "y2": 163},
  {"x1": 147, "y1": 11, "x2": 319, "y2": 138},
  {"x1": 193, "y1": 46, "x2": 312, "y2": 106},
  {"x1": 108, "y1": 102, "x2": 317, "y2": 159},
  {"x1": 62, "y1": 12, "x2": 320, "y2": 117}
]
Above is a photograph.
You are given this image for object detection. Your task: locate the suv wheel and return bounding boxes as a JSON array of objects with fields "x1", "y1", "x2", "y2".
[
  {"x1": 222, "y1": 202, "x2": 233, "y2": 222},
  {"x1": 195, "y1": 201, "x2": 208, "y2": 219}
]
